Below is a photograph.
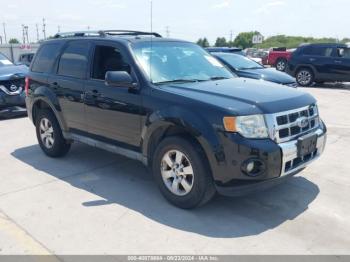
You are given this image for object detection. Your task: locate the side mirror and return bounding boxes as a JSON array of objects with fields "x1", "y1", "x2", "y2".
[{"x1": 105, "y1": 71, "x2": 136, "y2": 88}]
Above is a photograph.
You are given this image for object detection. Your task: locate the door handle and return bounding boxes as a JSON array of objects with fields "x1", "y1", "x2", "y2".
[
  {"x1": 51, "y1": 82, "x2": 59, "y2": 90},
  {"x1": 85, "y1": 90, "x2": 100, "y2": 98},
  {"x1": 334, "y1": 60, "x2": 342, "y2": 64}
]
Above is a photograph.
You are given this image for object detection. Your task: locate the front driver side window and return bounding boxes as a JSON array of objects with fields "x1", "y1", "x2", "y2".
[{"x1": 91, "y1": 45, "x2": 131, "y2": 80}]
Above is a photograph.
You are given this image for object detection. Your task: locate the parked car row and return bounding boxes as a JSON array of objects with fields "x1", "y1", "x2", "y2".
[{"x1": 24, "y1": 30, "x2": 327, "y2": 209}]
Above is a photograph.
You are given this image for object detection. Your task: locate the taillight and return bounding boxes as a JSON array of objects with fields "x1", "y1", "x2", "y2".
[{"x1": 25, "y1": 77, "x2": 30, "y2": 96}]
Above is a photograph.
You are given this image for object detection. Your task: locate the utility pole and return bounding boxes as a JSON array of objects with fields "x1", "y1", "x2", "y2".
[
  {"x1": 36, "y1": 24, "x2": 40, "y2": 42},
  {"x1": 57, "y1": 25, "x2": 61, "y2": 33},
  {"x1": 0, "y1": 36, "x2": 2, "y2": 45},
  {"x1": 24, "y1": 25, "x2": 29, "y2": 44},
  {"x1": 22, "y1": 24, "x2": 26, "y2": 44},
  {"x1": 230, "y1": 30, "x2": 233, "y2": 42},
  {"x1": 87, "y1": 25, "x2": 90, "y2": 31},
  {"x1": 165, "y1": 26, "x2": 170, "y2": 38},
  {"x1": 2, "y1": 23, "x2": 7, "y2": 43},
  {"x1": 42, "y1": 18, "x2": 46, "y2": 40}
]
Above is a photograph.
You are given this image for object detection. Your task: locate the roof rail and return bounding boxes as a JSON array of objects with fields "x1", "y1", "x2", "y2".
[
  {"x1": 53, "y1": 31, "x2": 104, "y2": 38},
  {"x1": 53, "y1": 30, "x2": 162, "y2": 39},
  {"x1": 101, "y1": 30, "x2": 162, "y2": 38}
]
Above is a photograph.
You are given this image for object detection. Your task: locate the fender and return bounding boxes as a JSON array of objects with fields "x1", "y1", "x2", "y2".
[
  {"x1": 30, "y1": 85, "x2": 69, "y2": 133},
  {"x1": 294, "y1": 64, "x2": 317, "y2": 76},
  {"x1": 141, "y1": 106, "x2": 227, "y2": 179}
]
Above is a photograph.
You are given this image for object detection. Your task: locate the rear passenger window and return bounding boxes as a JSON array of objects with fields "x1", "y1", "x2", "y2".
[
  {"x1": 302, "y1": 46, "x2": 333, "y2": 57},
  {"x1": 31, "y1": 43, "x2": 62, "y2": 73},
  {"x1": 57, "y1": 42, "x2": 90, "y2": 79}
]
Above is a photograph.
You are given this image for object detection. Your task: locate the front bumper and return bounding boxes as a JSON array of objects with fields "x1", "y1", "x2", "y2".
[
  {"x1": 215, "y1": 126, "x2": 327, "y2": 197},
  {"x1": 0, "y1": 88, "x2": 26, "y2": 108}
]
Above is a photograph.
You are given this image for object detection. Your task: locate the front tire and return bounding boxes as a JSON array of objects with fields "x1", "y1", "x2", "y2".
[
  {"x1": 152, "y1": 137, "x2": 216, "y2": 209},
  {"x1": 296, "y1": 68, "x2": 314, "y2": 87},
  {"x1": 35, "y1": 109, "x2": 71, "y2": 158}
]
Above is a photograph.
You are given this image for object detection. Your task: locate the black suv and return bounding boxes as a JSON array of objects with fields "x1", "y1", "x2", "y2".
[
  {"x1": 26, "y1": 31, "x2": 327, "y2": 209},
  {"x1": 287, "y1": 43, "x2": 350, "y2": 86}
]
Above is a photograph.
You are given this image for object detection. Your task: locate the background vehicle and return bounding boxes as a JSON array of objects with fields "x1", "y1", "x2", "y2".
[
  {"x1": 0, "y1": 52, "x2": 28, "y2": 118},
  {"x1": 26, "y1": 30, "x2": 326, "y2": 209},
  {"x1": 263, "y1": 47, "x2": 293, "y2": 71},
  {"x1": 206, "y1": 47, "x2": 245, "y2": 56},
  {"x1": 287, "y1": 43, "x2": 350, "y2": 86},
  {"x1": 213, "y1": 52, "x2": 297, "y2": 87},
  {"x1": 18, "y1": 53, "x2": 35, "y2": 67}
]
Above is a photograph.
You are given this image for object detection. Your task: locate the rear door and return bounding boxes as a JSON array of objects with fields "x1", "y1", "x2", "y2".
[
  {"x1": 48, "y1": 40, "x2": 90, "y2": 132},
  {"x1": 332, "y1": 47, "x2": 350, "y2": 81},
  {"x1": 302, "y1": 46, "x2": 334, "y2": 80}
]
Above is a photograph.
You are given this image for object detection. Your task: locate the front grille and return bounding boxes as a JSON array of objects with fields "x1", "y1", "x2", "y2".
[
  {"x1": 0, "y1": 78, "x2": 25, "y2": 92},
  {"x1": 271, "y1": 105, "x2": 320, "y2": 143}
]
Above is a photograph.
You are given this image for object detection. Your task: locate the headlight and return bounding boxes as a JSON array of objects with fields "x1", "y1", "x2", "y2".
[{"x1": 223, "y1": 115, "x2": 269, "y2": 138}]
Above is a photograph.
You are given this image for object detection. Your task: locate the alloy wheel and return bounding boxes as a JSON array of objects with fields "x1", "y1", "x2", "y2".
[
  {"x1": 160, "y1": 150, "x2": 194, "y2": 196},
  {"x1": 276, "y1": 60, "x2": 286, "y2": 71},
  {"x1": 297, "y1": 70, "x2": 312, "y2": 86},
  {"x1": 39, "y1": 118, "x2": 54, "y2": 149}
]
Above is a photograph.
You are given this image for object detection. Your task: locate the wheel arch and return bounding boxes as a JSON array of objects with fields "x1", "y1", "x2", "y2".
[{"x1": 142, "y1": 108, "x2": 224, "y2": 179}]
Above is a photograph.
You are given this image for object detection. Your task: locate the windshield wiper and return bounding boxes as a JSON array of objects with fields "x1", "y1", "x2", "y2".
[
  {"x1": 209, "y1": 76, "x2": 231, "y2": 81},
  {"x1": 154, "y1": 79, "x2": 202, "y2": 85}
]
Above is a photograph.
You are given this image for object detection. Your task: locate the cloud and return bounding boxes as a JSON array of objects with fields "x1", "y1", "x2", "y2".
[
  {"x1": 212, "y1": 0, "x2": 231, "y2": 9},
  {"x1": 253, "y1": 0, "x2": 286, "y2": 14}
]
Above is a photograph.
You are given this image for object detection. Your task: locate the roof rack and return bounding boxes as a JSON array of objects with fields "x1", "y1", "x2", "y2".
[
  {"x1": 53, "y1": 31, "x2": 104, "y2": 38},
  {"x1": 101, "y1": 30, "x2": 162, "y2": 38},
  {"x1": 53, "y1": 30, "x2": 162, "y2": 39}
]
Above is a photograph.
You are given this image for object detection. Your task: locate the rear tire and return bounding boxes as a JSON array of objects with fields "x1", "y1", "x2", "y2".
[
  {"x1": 152, "y1": 136, "x2": 216, "y2": 209},
  {"x1": 296, "y1": 68, "x2": 314, "y2": 87},
  {"x1": 35, "y1": 109, "x2": 71, "y2": 158},
  {"x1": 275, "y1": 58, "x2": 287, "y2": 71}
]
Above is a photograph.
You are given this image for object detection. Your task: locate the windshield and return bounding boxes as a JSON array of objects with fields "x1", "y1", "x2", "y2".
[
  {"x1": 132, "y1": 42, "x2": 234, "y2": 84},
  {"x1": 0, "y1": 53, "x2": 13, "y2": 67},
  {"x1": 216, "y1": 53, "x2": 263, "y2": 70}
]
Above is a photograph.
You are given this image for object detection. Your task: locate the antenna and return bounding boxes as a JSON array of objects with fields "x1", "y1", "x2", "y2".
[
  {"x1": 149, "y1": 0, "x2": 153, "y2": 82},
  {"x1": 166, "y1": 26, "x2": 170, "y2": 38}
]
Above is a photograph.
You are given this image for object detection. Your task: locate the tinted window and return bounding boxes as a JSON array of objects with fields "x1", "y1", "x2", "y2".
[
  {"x1": 57, "y1": 42, "x2": 90, "y2": 79},
  {"x1": 302, "y1": 46, "x2": 333, "y2": 57},
  {"x1": 32, "y1": 43, "x2": 62, "y2": 73},
  {"x1": 91, "y1": 45, "x2": 131, "y2": 80}
]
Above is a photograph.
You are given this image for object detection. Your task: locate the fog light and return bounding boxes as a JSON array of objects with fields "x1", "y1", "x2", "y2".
[
  {"x1": 242, "y1": 159, "x2": 265, "y2": 177},
  {"x1": 246, "y1": 162, "x2": 255, "y2": 173}
]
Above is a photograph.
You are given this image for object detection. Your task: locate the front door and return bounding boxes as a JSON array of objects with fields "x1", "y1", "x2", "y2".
[
  {"x1": 84, "y1": 42, "x2": 142, "y2": 148},
  {"x1": 332, "y1": 47, "x2": 350, "y2": 82}
]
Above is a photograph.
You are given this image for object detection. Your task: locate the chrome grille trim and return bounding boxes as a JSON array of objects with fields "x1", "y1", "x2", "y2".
[{"x1": 265, "y1": 105, "x2": 320, "y2": 143}]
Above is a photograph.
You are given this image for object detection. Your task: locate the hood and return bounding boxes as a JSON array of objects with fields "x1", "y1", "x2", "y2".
[
  {"x1": 237, "y1": 68, "x2": 296, "y2": 85},
  {"x1": 0, "y1": 65, "x2": 28, "y2": 81},
  {"x1": 160, "y1": 78, "x2": 315, "y2": 115}
]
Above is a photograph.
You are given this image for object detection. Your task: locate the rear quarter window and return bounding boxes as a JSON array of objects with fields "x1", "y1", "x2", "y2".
[{"x1": 31, "y1": 43, "x2": 63, "y2": 73}]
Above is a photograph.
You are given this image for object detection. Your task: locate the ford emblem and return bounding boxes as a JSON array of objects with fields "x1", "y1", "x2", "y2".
[{"x1": 297, "y1": 116, "x2": 309, "y2": 128}]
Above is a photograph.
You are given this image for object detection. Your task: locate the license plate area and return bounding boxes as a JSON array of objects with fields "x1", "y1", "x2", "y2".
[{"x1": 298, "y1": 134, "x2": 318, "y2": 157}]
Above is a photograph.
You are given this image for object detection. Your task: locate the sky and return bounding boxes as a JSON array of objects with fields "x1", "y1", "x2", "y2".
[{"x1": 0, "y1": 0, "x2": 349, "y2": 44}]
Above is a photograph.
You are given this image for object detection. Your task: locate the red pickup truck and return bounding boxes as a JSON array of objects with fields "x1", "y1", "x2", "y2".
[{"x1": 262, "y1": 48, "x2": 294, "y2": 71}]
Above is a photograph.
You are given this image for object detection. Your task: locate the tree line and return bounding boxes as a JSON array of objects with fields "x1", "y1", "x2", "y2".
[{"x1": 197, "y1": 31, "x2": 350, "y2": 49}]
